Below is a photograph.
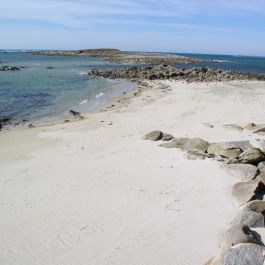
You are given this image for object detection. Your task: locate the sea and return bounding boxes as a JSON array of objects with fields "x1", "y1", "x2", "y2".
[{"x1": 0, "y1": 50, "x2": 265, "y2": 125}]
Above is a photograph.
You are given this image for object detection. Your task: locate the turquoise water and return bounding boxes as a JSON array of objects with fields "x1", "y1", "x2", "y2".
[
  {"x1": 1, "y1": 51, "x2": 265, "y2": 124},
  {"x1": 0, "y1": 52, "x2": 132, "y2": 123}
]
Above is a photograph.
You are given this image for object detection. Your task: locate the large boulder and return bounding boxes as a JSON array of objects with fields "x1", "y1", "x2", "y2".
[
  {"x1": 231, "y1": 200, "x2": 265, "y2": 228},
  {"x1": 238, "y1": 148, "x2": 265, "y2": 165},
  {"x1": 206, "y1": 225, "x2": 263, "y2": 265},
  {"x1": 250, "y1": 139, "x2": 265, "y2": 153},
  {"x1": 183, "y1": 138, "x2": 209, "y2": 153},
  {"x1": 231, "y1": 180, "x2": 265, "y2": 206},
  {"x1": 143, "y1": 130, "x2": 163, "y2": 141},
  {"x1": 224, "y1": 243, "x2": 265, "y2": 265},
  {"x1": 207, "y1": 143, "x2": 243, "y2": 158},
  {"x1": 220, "y1": 224, "x2": 262, "y2": 250},
  {"x1": 222, "y1": 164, "x2": 258, "y2": 181}
]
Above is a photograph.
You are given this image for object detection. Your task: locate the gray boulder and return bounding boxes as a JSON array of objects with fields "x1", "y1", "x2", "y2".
[
  {"x1": 238, "y1": 148, "x2": 265, "y2": 165},
  {"x1": 231, "y1": 200, "x2": 265, "y2": 228},
  {"x1": 183, "y1": 138, "x2": 209, "y2": 153},
  {"x1": 222, "y1": 164, "x2": 258, "y2": 181},
  {"x1": 144, "y1": 130, "x2": 163, "y2": 141},
  {"x1": 206, "y1": 225, "x2": 263, "y2": 265},
  {"x1": 224, "y1": 243, "x2": 265, "y2": 265},
  {"x1": 250, "y1": 139, "x2": 265, "y2": 153},
  {"x1": 207, "y1": 143, "x2": 243, "y2": 158},
  {"x1": 231, "y1": 180, "x2": 265, "y2": 206}
]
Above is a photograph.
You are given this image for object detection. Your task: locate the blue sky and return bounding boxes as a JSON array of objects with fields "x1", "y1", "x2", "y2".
[{"x1": 1, "y1": 0, "x2": 265, "y2": 55}]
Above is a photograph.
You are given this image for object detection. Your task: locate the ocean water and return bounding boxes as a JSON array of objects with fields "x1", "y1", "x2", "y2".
[
  {"x1": 0, "y1": 51, "x2": 133, "y2": 124},
  {"x1": 173, "y1": 53, "x2": 265, "y2": 73},
  {"x1": 0, "y1": 51, "x2": 265, "y2": 125}
]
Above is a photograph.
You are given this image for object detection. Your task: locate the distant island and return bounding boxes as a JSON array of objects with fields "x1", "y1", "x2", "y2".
[{"x1": 35, "y1": 48, "x2": 209, "y2": 65}]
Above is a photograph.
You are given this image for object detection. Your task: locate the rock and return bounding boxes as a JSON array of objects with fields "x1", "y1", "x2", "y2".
[
  {"x1": 187, "y1": 151, "x2": 215, "y2": 160},
  {"x1": 258, "y1": 162, "x2": 265, "y2": 172},
  {"x1": 183, "y1": 138, "x2": 209, "y2": 153},
  {"x1": 231, "y1": 200, "x2": 265, "y2": 228},
  {"x1": 207, "y1": 225, "x2": 264, "y2": 265},
  {"x1": 221, "y1": 224, "x2": 262, "y2": 250},
  {"x1": 88, "y1": 64, "x2": 265, "y2": 82},
  {"x1": 207, "y1": 143, "x2": 243, "y2": 158},
  {"x1": 253, "y1": 125, "x2": 265, "y2": 136},
  {"x1": 161, "y1": 133, "x2": 173, "y2": 141},
  {"x1": 224, "y1": 243, "x2": 265, "y2": 265},
  {"x1": 159, "y1": 137, "x2": 189, "y2": 149},
  {"x1": 250, "y1": 139, "x2": 265, "y2": 153},
  {"x1": 244, "y1": 123, "x2": 256, "y2": 130},
  {"x1": 223, "y1": 124, "x2": 243, "y2": 131},
  {"x1": 238, "y1": 148, "x2": 265, "y2": 165},
  {"x1": 28, "y1": 124, "x2": 35, "y2": 128},
  {"x1": 222, "y1": 164, "x2": 258, "y2": 181},
  {"x1": 228, "y1": 140, "x2": 251, "y2": 150},
  {"x1": 231, "y1": 180, "x2": 265, "y2": 206},
  {"x1": 143, "y1": 130, "x2": 163, "y2": 141},
  {"x1": 69, "y1": 109, "x2": 84, "y2": 119},
  {"x1": 0, "y1": 65, "x2": 20, "y2": 71}
]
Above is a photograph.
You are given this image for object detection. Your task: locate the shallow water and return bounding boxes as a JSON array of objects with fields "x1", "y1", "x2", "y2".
[
  {"x1": 1, "y1": 51, "x2": 264, "y2": 125},
  {"x1": 0, "y1": 52, "x2": 132, "y2": 123}
]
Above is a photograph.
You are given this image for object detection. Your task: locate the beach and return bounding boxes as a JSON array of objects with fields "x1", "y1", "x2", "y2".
[{"x1": 1, "y1": 79, "x2": 265, "y2": 265}]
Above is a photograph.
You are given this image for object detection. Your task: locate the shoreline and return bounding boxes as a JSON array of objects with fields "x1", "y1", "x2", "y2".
[{"x1": 1, "y1": 79, "x2": 265, "y2": 264}]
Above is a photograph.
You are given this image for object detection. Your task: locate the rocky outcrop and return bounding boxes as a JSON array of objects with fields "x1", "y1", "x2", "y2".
[
  {"x1": 89, "y1": 65, "x2": 265, "y2": 82},
  {"x1": 0, "y1": 66, "x2": 20, "y2": 71}
]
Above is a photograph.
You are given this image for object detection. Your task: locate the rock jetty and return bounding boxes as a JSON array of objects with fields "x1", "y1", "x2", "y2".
[{"x1": 88, "y1": 65, "x2": 265, "y2": 82}]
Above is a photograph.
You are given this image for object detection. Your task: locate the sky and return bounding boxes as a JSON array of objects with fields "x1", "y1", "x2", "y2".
[{"x1": 1, "y1": 0, "x2": 265, "y2": 56}]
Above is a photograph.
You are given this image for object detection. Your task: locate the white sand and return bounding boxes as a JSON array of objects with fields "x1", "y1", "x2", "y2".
[{"x1": 1, "y1": 80, "x2": 265, "y2": 265}]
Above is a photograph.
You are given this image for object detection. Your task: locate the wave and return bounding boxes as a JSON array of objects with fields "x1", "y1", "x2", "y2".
[
  {"x1": 79, "y1": 72, "x2": 87, "y2": 76},
  {"x1": 213, "y1": 59, "x2": 231, "y2": 63},
  {"x1": 96, "y1": 92, "x2": 104, "y2": 99},
  {"x1": 79, "y1": 99, "x2": 88, "y2": 105}
]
